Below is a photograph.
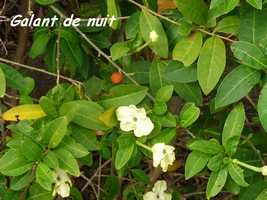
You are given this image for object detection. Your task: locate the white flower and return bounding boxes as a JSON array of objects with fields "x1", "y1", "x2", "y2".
[
  {"x1": 53, "y1": 169, "x2": 72, "y2": 198},
  {"x1": 262, "y1": 166, "x2": 267, "y2": 176},
  {"x1": 149, "y1": 31, "x2": 159, "y2": 42},
  {"x1": 152, "y1": 143, "x2": 175, "y2": 172},
  {"x1": 116, "y1": 105, "x2": 154, "y2": 137},
  {"x1": 143, "y1": 180, "x2": 172, "y2": 200}
]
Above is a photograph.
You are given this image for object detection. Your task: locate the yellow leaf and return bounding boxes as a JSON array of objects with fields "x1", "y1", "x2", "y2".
[
  {"x1": 98, "y1": 107, "x2": 117, "y2": 128},
  {"x1": 2, "y1": 104, "x2": 46, "y2": 121}
]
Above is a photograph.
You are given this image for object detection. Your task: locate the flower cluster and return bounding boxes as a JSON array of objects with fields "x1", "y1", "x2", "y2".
[
  {"x1": 116, "y1": 105, "x2": 154, "y2": 137},
  {"x1": 143, "y1": 180, "x2": 172, "y2": 200},
  {"x1": 53, "y1": 169, "x2": 72, "y2": 198}
]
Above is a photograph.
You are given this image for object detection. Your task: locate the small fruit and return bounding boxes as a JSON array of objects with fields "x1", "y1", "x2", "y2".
[{"x1": 111, "y1": 72, "x2": 124, "y2": 84}]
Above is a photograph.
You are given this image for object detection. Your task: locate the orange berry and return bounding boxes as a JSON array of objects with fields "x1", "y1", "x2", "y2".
[{"x1": 111, "y1": 72, "x2": 124, "y2": 84}]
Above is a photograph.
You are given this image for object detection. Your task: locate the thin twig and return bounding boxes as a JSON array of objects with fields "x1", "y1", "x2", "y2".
[
  {"x1": 0, "y1": 57, "x2": 81, "y2": 85},
  {"x1": 50, "y1": 5, "x2": 155, "y2": 102}
]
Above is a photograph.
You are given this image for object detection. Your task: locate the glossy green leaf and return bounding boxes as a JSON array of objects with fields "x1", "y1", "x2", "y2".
[
  {"x1": 173, "y1": 32, "x2": 203, "y2": 66},
  {"x1": 110, "y1": 42, "x2": 130, "y2": 61},
  {"x1": 185, "y1": 151, "x2": 209, "y2": 180},
  {"x1": 47, "y1": 117, "x2": 68, "y2": 149},
  {"x1": 176, "y1": 0, "x2": 208, "y2": 25},
  {"x1": 36, "y1": 163, "x2": 54, "y2": 191},
  {"x1": 115, "y1": 134, "x2": 136, "y2": 170},
  {"x1": 155, "y1": 85, "x2": 173, "y2": 102},
  {"x1": 0, "y1": 149, "x2": 33, "y2": 176},
  {"x1": 197, "y1": 36, "x2": 226, "y2": 95},
  {"x1": 228, "y1": 162, "x2": 249, "y2": 187},
  {"x1": 139, "y1": 10, "x2": 169, "y2": 58},
  {"x1": 29, "y1": 32, "x2": 50, "y2": 59},
  {"x1": 60, "y1": 100, "x2": 107, "y2": 130},
  {"x1": 125, "y1": 12, "x2": 140, "y2": 39},
  {"x1": 231, "y1": 41, "x2": 267, "y2": 70},
  {"x1": 19, "y1": 137, "x2": 42, "y2": 162},
  {"x1": 164, "y1": 65, "x2": 197, "y2": 83},
  {"x1": 29, "y1": 183, "x2": 53, "y2": 200},
  {"x1": 246, "y1": 0, "x2": 262, "y2": 9},
  {"x1": 258, "y1": 83, "x2": 267, "y2": 132},
  {"x1": 179, "y1": 103, "x2": 200, "y2": 128},
  {"x1": 239, "y1": 4, "x2": 267, "y2": 45},
  {"x1": 215, "y1": 66, "x2": 261, "y2": 109},
  {"x1": 206, "y1": 168, "x2": 228, "y2": 199},
  {"x1": 215, "y1": 16, "x2": 240, "y2": 35},
  {"x1": 60, "y1": 136, "x2": 89, "y2": 158},
  {"x1": 188, "y1": 139, "x2": 224, "y2": 155},
  {"x1": 107, "y1": 0, "x2": 120, "y2": 29},
  {"x1": 99, "y1": 85, "x2": 148, "y2": 108},
  {"x1": 172, "y1": 82, "x2": 203, "y2": 106},
  {"x1": 222, "y1": 103, "x2": 245, "y2": 156},
  {"x1": 10, "y1": 172, "x2": 33, "y2": 191},
  {"x1": 55, "y1": 148, "x2": 80, "y2": 176},
  {"x1": 150, "y1": 61, "x2": 167, "y2": 94},
  {"x1": 256, "y1": 188, "x2": 267, "y2": 200}
]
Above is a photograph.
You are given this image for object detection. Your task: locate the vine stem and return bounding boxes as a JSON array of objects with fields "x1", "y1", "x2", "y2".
[
  {"x1": 232, "y1": 159, "x2": 262, "y2": 172},
  {"x1": 50, "y1": 5, "x2": 155, "y2": 102},
  {"x1": 127, "y1": 0, "x2": 236, "y2": 43},
  {"x1": 136, "y1": 141, "x2": 152, "y2": 152},
  {"x1": 0, "y1": 57, "x2": 81, "y2": 85}
]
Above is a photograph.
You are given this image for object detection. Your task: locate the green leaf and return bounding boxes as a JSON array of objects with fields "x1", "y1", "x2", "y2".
[
  {"x1": 207, "y1": 0, "x2": 239, "y2": 26},
  {"x1": 150, "y1": 128, "x2": 176, "y2": 144},
  {"x1": 222, "y1": 103, "x2": 245, "y2": 156},
  {"x1": 231, "y1": 41, "x2": 267, "y2": 70},
  {"x1": 115, "y1": 134, "x2": 136, "y2": 170},
  {"x1": 0, "y1": 68, "x2": 6, "y2": 98},
  {"x1": 55, "y1": 148, "x2": 80, "y2": 176},
  {"x1": 125, "y1": 12, "x2": 140, "y2": 39},
  {"x1": 103, "y1": 176, "x2": 120, "y2": 200},
  {"x1": 172, "y1": 82, "x2": 203, "y2": 106},
  {"x1": 39, "y1": 96, "x2": 58, "y2": 117},
  {"x1": 131, "y1": 169, "x2": 149, "y2": 184},
  {"x1": 124, "y1": 61, "x2": 150, "y2": 84},
  {"x1": 239, "y1": 4, "x2": 267, "y2": 45},
  {"x1": 256, "y1": 188, "x2": 267, "y2": 200},
  {"x1": 29, "y1": 32, "x2": 50, "y2": 59},
  {"x1": 185, "y1": 151, "x2": 209, "y2": 180},
  {"x1": 179, "y1": 103, "x2": 200, "y2": 128},
  {"x1": 215, "y1": 65, "x2": 261, "y2": 109},
  {"x1": 43, "y1": 151, "x2": 59, "y2": 169},
  {"x1": 155, "y1": 85, "x2": 173, "y2": 102},
  {"x1": 258, "y1": 83, "x2": 267, "y2": 132},
  {"x1": 36, "y1": 163, "x2": 54, "y2": 191},
  {"x1": 60, "y1": 136, "x2": 89, "y2": 158},
  {"x1": 188, "y1": 139, "x2": 223, "y2": 155},
  {"x1": 139, "y1": 10, "x2": 169, "y2": 58},
  {"x1": 206, "y1": 168, "x2": 228, "y2": 199},
  {"x1": 29, "y1": 183, "x2": 53, "y2": 200},
  {"x1": 246, "y1": 0, "x2": 262, "y2": 9},
  {"x1": 35, "y1": 0, "x2": 56, "y2": 5},
  {"x1": 214, "y1": 16, "x2": 240, "y2": 36},
  {"x1": 110, "y1": 42, "x2": 130, "y2": 61},
  {"x1": 173, "y1": 32, "x2": 203, "y2": 66},
  {"x1": 0, "y1": 149, "x2": 33, "y2": 176},
  {"x1": 42, "y1": 117, "x2": 68, "y2": 149},
  {"x1": 0, "y1": 63, "x2": 34, "y2": 95},
  {"x1": 150, "y1": 61, "x2": 167, "y2": 94},
  {"x1": 207, "y1": 153, "x2": 224, "y2": 172},
  {"x1": 228, "y1": 162, "x2": 249, "y2": 187},
  {"x1": 99, "y1": 85, "x2": 148, "y2": 108},
  {"x1": 10, "y1": 172, "x2": 33, "y2": 191},
  {"x1": 19, "y1": 137, "x2": 42, "y2": 162},
  {"x1": 197, "y1": 36, "x2": 226, "y2": 95},
  {"x1": 60, "y1": 100, "x2": 107, "y2": 130},
  {"x1": 164, "y1": 65, "x2": 197, "y2": 83},
  {"x1": 107, "y1": 0, "x2": 120, "y2": 29},
  {"x1": 176, "y1": 0, "x2": 208, "y2": 25}
]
